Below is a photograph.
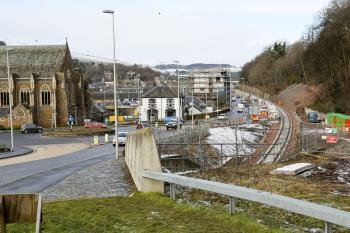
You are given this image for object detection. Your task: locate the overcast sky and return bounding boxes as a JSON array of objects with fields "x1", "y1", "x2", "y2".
[{"x1": 1, "y1": 0, "x2": 331, "y2": 66}]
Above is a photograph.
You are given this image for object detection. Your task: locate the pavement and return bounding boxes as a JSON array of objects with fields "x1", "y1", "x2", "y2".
[
  {"x1": 0, "y1": 126, "x2": 142, "y2": 198},
  {"x1": 0, "y1": 146, "x2": 33, "y2": 159},
  {"x1": 0, "y1": 143, "x2": 118, "y2": 193},
  {"x1": 0, "y1": 143, "x2": 90, "y2": 166}
]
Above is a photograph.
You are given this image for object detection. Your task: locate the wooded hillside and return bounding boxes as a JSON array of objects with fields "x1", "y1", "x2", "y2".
[{"x1": 241, "y1": 0, "x2": 350, "y2": 113}]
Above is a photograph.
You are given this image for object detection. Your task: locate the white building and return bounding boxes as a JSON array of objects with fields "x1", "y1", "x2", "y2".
[{"x1": 140, "y1": 86, "x2": 183, "y2": 122}]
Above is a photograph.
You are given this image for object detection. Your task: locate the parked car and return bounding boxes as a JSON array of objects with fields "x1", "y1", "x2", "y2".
[
  {"x1": 241, "y1": 100, "x2": 249, "y2": 107},
  {"x1": 113, "y1": 132, "x2": 128, "y2": 146},
  {"x1": 166, "y1": 121, "x2": 178, "y2": 130},
  {"x1": 21, "y1": 124, "x2": 43, "y2": 133},
  {"x1": 307, "y1": 112, "x2": 319, "y2": 123},
  {"x1": 84, "y1": 122, "x2": 107, "y2": 129},
  {"x1": 164, "y1": 116, "x2": 177, "y2": 124},
  {"x1": 218, "y1": 114, "x2": 227, "y2": 120}
]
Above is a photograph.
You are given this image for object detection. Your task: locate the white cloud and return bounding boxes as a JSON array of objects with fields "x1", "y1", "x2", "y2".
[{"x1": 0, "y1": 0, "x2": 332, "y2": 66}]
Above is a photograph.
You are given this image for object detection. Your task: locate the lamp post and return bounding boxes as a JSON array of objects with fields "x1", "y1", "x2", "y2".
[
  {"x1": 216, "y1": 87, "x2": 219, "y2": 117},
  {"x1": 137, "y1": 75, "x2": 141, "y2": 122},
  {"x1": 6, "y1": 48, "x2": 14, "y2": 151},
  {"x1": 173, "y1": 61, "x2": 181, "y2": 130},
  {"x1": 229, "y1": 78, "x2": 233, "y2": 111},
  {"x1": 103, "y1": 9, "x2": 119, "y2": 160},
  {"x1": 191, "y1": 69, "x2": 194, "y2": 127}
]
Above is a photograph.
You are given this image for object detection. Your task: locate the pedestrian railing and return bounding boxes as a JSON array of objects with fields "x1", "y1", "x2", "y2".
[{"x1": 143, "y1": 170, "x2": 350, "y2": 233}]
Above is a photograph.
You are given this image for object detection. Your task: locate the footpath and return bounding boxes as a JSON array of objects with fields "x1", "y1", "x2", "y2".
[{"x1": 0, "y1": 146, "x2": 33, "y2": 159}]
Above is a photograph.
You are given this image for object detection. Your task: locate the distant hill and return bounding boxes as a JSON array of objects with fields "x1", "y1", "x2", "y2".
[
  {"x1": 79, "y1": 61, "x2": 160, "y2": 83},
  {"x1": 154, "y1": 63, "x2": 234, "y2": 70}
]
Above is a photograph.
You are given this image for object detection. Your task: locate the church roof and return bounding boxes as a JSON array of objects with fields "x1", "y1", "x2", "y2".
[
  {"x1": 0, "y1": 44, "x2": 67, "y2": 77},
  {"x1": 142, "y1": 86, "x2": 178, "y2": 98}
]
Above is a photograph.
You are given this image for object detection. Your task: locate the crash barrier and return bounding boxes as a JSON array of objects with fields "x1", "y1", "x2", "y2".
[
  {"x1": 142, "y1": 170, "x2": 350, "y2": 233},
  {"x1": 0, "y1": 193, "x2": 42, "y2": 233}
]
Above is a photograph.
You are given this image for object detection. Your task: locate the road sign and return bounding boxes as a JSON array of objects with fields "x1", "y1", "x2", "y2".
[
  {"x1": 325, "y1": 128, "x2": 332, "y2": 134},
  {"x1": 326, "y1": 135, "x2": 338, "y2": 144}
]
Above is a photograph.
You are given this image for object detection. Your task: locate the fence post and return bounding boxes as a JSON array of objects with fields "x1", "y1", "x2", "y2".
[
  {"x1": 325, "y1": 222, "x2": 332, "y2": 233},
  {"x1": 220, "y1": 144, "x2": 223, "y2": 157},
  {"x1": 35, "y1": 194, "x2": 42, "y2": 233},
  {"x1": 0, "y1": 196, "x2": 6, "y2": 233},
  {"x1": 300, "y1": 122, "x2": 304, "y2": 151},
  {"x1": 229, "y1": 196, "x2": 235, "y2": 215},
  {"x1": 235, "y1": 124, "x2": 238, "y2": 168},
  {"x1": 170, "y1": 183, "x2": 176, "y2": 200},
  {"x1": 314, "y1": 130, "x2": 317, "y2": 151}
]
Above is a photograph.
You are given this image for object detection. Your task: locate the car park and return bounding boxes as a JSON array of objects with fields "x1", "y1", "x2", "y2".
[
  {"x1": 113, "y1": 132, "x2": 128, "y2": 146},
  {"x1": 21, "y1": 124, "x2": 43, "y2": 133}
]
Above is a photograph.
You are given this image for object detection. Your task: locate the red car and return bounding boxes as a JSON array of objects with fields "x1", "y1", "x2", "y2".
[{"x1": 84, "y1": 122, "x2": 107, "y2": 129}]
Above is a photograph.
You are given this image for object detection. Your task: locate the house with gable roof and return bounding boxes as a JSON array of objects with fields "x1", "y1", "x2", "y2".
[{"x1": 140, "y1": 86, "x2": 183, "y2": 122}]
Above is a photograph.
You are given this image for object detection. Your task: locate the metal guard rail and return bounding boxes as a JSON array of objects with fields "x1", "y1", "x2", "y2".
[{"x1": 143, "y1": 170, "x2": 350, "y2": 232}]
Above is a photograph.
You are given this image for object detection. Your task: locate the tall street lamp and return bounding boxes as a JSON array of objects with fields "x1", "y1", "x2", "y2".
[
  {"x1": 6, "y1": 48, "x2": 14, "y2": 151},
  {"x1": 173, "y1": 60, "x2": 181, "y2": 130},
  {"x1": 103, "y1": 9, "x2": 119, "y2": 160}
]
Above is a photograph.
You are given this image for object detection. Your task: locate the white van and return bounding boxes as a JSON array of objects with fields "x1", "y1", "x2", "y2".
[{"x1": 237, "y1": 103, "x2": 244, "y2": 113}]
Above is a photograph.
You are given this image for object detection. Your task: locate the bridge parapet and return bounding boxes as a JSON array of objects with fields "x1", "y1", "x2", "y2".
[{"x1": 125, "y1": 128, "x2": 163, "y2": 192}]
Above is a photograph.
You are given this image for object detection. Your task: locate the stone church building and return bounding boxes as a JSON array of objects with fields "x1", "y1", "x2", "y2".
[{"x1": 0, "y1": 43, "x2": 89, "y2": 128}]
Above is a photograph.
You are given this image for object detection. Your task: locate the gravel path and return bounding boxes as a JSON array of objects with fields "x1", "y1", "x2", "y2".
[{"x1": 42, "y1": 158, "x2": 131, "y2": 201}]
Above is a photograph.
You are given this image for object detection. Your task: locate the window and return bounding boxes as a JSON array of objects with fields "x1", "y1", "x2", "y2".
[
  {"x1": 0, "y1": 87, "x2": 9, "y2": 106},
  {"x1": 148, "y1": 99, "x2": 156, "y2": 109},
  {"x1": 20, "y1": 88, "x2": 30, "y2": 105},
  {"x1": 166, "y1": 98, "x2": 175, "y2": 109},
  {"x1": 41, "y1": 85, "x2": 51, "y2": 106}
]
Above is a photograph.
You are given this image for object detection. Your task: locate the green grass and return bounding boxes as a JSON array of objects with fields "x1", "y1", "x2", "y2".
[
  {"x1": 42, "y1": 126, "x2": 114, "y2": 137},
  {"x1": 7, "y1": 193, "x2": 284, "y2": 233}
]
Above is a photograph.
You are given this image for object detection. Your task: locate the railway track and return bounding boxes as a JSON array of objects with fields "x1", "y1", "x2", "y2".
[{"x1": 257, "y1": 104, "x2": 293, "y2": 164}]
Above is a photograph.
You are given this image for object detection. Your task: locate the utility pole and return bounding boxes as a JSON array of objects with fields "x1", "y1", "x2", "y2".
[
  {"x1": 191, "y1": 69, "x2": 194, "y2": 127},
  {"x1": 103, "y1": 9, "x2": 119, "y2": 160},
  {"x1": 217, "y1": 87, "x2": 219, "y2": 116},
  {"x1": 177, "y1": 67, "x2": 180, "y2": 130},
  {"x1": 235, "y1": 124, "x2": 238, "y2": 168},
  {"x1": 138, "y1": 75, "x2": 141, "y2": 122}
]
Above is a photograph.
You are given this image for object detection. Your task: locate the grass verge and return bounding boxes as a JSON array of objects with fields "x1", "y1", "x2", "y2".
[
  {"x1": 42, "y1": 126, "x2": 114, "y2": 137},
  {"x1": 7, "y1": 193, "x2": 284, "y2": 233},
  {"x1": 181, "y1": 153, "x2": 350, "y2": 232}
]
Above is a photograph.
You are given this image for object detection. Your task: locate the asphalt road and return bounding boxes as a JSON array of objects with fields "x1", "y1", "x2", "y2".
[
  {"x1": 0, "y1": 125, "x2": 175, "y2": 194},
  {"x1": 0, "y1": 143, "x2": 120, "y2": 193},
  {"x1": 0, "y1": 125, "x2": 137, "y2": 148}
]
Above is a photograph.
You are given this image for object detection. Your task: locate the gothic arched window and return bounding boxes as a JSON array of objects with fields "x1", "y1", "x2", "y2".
[
  {"x1": 41, "y1": 85, "x2": 51, "y2": 106},
  {"x1": 20, "y1": 87, "x2": 30, "y2": 105},
  {"x1": 0, "y1": 86, "x2": 9, "y2": 106}
]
